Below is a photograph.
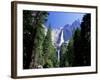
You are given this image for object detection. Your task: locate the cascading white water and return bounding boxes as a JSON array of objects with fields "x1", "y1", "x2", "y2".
[
  {"x1": 57, "y1": 29, "x2": 64, "y2": 62},
  {"x1": 57, "y1": 49, "x2": 60, "y2": 62}
]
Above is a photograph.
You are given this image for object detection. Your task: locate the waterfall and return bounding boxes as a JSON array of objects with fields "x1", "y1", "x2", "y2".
[
  {"x1": 57, "y1": 29, "x2": 64, "y2": 62},
  {"x1": 60, "y1": 29, "x2": 64, "y2": 46},
  {"x1": 57, "y1": 49, "x2": 60, "y2": 62}
]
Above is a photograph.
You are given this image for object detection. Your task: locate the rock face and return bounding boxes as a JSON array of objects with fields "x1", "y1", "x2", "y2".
[
  {"x1": 51, "y1": 20, "x2": 80, "y2": 62},
  {"x1": 51, "y1": 19, "x2": 81, "y2": 48}
]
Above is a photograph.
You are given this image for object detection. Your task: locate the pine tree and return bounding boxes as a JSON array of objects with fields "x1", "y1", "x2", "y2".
[
  {"x1": 42, "y1": 26, "x2": 57, "y2": 68},
  {"x1": 73, "y1": 28, "x2": 82, "y2": 66},
  {"x1": 72, "y1": 14, "x2": 91, "y2": 66},
  {"x1": 23, "y1": 10, "x2": 34, "y2": 69},
  {"x1": 60, "y1": 43, "x2": 67, "y2": 67},
  {"x1": 29, "y1": 11, "x2": 48, "y2": 68},
  {"x1": 66, "y1": 39, "x2": 74, "y2": 66},
  {"x1": 80, "y1": 14, "x2": 91, "y2": 66},
  {"x1": 60, "y1": 38, "x2": 74, "y2": 67}
]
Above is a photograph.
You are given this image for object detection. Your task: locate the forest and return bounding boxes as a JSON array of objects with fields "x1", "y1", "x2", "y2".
[{"x1": 23, "y1": 10, "x2": 91, "y2": 69}]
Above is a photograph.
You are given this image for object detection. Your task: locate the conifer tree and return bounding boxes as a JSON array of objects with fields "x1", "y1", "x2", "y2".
[
  {"x1": 80, "y1": 14, "x2": 91, "y2": 66},
  {"x1": 23, "y1": 10, "x2": 34, "y2": 69},
  {"x1": 29, "y1": 11, "x2": 48, "y2": 68},
  {"x1": 66, "y1": 39, "x2": 74, "y2": 66},
  {"x1": 60, "y1": 43, "x2": 67, "y2": 67},
  {"x1": 72, "y1": 14, "x2": 91, "y2": 66},
  {"x1": 60, "y1": 39, "x2": 74, "y2": 67},
  {"x1": 43, "y1": 26, "x2": 57, "y2": 68},
  {"x1": 73, "y1": 28, "x2": 82, "y2": 66}
]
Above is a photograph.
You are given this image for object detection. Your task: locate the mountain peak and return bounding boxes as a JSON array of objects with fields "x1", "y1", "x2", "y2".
[{"x1": 44, "y1": 19, "x2": 81, "y2": 48}]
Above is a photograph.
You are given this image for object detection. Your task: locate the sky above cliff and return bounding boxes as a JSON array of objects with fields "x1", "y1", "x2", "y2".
[{"x1": 44, "y1": 11, "x2": 85, "y2": 29}]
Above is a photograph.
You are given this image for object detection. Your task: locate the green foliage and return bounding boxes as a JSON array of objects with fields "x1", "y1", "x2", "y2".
[
  {"x1": 43, "y1": 27, "x2": 52, "y2": 61},
  {"x1": 22, "y1": 11, "x2": 49, "y2": 68},
  {"x1": 60, "y1": 39, "x2": 74, "y2": 67},
  {"x1": 23, "y1": 10, "x2": 33, "y2": 33},
  {"x1": 23, "y1": 10, "x2": 34, "y2": 69},
  {"x1": 73, "y1": 28, "x2": 82, "y2": 66},
  {"x1": 60, "y1": 43, "x2": 67, "y2": 67},
  {"x1": 43, "y1": 27, "x2": 57, "y2": 68},
  {"x1": 80, "y1": 14, "x2": 91, "y2": 66},
  {"x1": 43, "y1": 27, "x2": 52, "y2": 56},
  {"x1": 34, "y1": 24, "x2": 45, "y2": 65},
  {"x1": 43, "y1": 59, "x2": 53, "y2": 68},
  {"x1": 72, "y1": 14, "x2": 91, "y2": 66},
  {"x1": 66, "y1": 39, "x2": 74, "y2": 66},
  {"x1": 51, "y1": 47, "x2": 59, "y2": 67}
]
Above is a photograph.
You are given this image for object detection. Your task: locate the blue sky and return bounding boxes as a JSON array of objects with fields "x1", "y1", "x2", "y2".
[{"x1": 44, "y1": 11, "x2": 85, "y2": 29}]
